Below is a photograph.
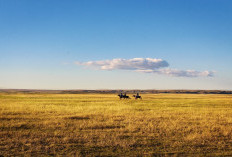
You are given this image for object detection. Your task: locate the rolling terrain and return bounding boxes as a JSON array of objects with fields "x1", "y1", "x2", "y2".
[{"x1": 1, "y1": 93, "x2": 232, "y2": 156}]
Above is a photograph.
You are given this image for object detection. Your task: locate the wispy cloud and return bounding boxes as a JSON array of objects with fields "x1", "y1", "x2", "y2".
[
  {"x1": 75, "y1": 58, "x2": 214, "y2": 77},
  {"x1": 136, "y1": 69, "x2": 214, "y2": 77}
]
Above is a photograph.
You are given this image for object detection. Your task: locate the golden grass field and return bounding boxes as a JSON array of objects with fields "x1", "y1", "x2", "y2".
[{"x1": 1, "y1": 93, "x2": 232, "y2": 156}]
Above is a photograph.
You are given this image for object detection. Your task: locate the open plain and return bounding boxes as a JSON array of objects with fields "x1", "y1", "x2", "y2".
[{"x1": 1, "y1": 93, "x2": 232, "y2": 156}]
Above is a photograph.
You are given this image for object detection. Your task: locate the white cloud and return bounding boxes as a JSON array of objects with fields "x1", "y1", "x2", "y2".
[
  {"x1": 75, "y1": 58, "x2": 214, "y2": 77},
  {"x1": 137, "y1": 69, "x2": 214, "y2": 77},
  {"x1": 75, "y1": 58, "x2": 169, "y2": 70}
]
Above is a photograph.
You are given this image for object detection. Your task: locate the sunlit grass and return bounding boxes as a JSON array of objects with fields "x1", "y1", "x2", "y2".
[{"x1": 1, "y1": 93, "x2": 232, "y2": 156}]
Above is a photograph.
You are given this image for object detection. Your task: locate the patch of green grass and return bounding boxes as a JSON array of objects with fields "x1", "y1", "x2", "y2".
[{"x1": 1, "y1": 93, "x2": 232, "y2": 156}]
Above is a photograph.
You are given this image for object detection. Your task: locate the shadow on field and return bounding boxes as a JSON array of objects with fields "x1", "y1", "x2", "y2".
[
  {"x1": 86, "y1": 125, "x2": 125, "y2": 130},
  {"x1": 1, "y1": 124, "x2": 31, "y2": 131},
  {"x1": 66, "y1": 116, "x2": 90, "y2": 120},
  {"x1": 0, "y1": 117, "x2": 26, "y2": 121}
]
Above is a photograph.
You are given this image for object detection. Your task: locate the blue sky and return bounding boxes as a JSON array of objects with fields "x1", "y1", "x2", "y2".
[{"x1": 0, "y1": 0, "x2": 232, "y2": 90}]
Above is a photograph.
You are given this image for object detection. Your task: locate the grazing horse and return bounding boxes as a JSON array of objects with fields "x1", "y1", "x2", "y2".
[
  {"x1": 118, "y1": 93, "x2": 130, "y2": 99},
  {"x1": 133, "y1": 93, "x2": 142, "y2": 99}
]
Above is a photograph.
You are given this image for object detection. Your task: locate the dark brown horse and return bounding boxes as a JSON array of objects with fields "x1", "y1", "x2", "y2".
[
  {"x1": 133, "y1": 93, "x2": 142, "y2": 99},
  {"x1": 118, "y1": 93, "x2": 130, "y2": 99}
]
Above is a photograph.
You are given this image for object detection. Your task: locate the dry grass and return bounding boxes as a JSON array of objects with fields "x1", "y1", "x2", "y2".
[{"x1": 1, "y1": 93, "x2": 232, "y2": 156}]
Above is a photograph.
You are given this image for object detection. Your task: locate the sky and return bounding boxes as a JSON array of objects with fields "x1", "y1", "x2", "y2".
[{"x1": 0, "y1": 0, "x2": 232, "y2": 90}]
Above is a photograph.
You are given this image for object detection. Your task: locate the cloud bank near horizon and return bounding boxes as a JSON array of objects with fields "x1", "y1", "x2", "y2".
[{"x1": 75, "y1": 58, "x2": 214, "y2": 77}]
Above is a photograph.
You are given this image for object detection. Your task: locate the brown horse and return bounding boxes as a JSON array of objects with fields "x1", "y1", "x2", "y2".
[
  {"x1": 133, "y1": 93, "x2": 142, "y2": 99},
  {"x1": 118, "y1": 93, "x2": 130, "y2": 99}
]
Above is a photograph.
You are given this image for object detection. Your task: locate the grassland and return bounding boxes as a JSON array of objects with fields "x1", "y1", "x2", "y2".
[{"x1": 1, "y1": 93, "x2": 232, "y2": 156}]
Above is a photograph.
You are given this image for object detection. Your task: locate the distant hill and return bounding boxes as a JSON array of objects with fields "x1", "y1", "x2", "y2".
[{"x1": 0, "y1": 89, "x2": 232, "y2": 94}]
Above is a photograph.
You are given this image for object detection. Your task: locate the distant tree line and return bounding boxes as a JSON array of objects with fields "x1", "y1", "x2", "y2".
[{"x1": 0, "y1": 89, "x2": 232, "y2": 94}]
